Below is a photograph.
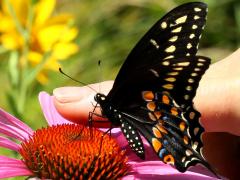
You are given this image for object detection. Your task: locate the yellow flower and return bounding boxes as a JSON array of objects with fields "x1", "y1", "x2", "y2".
[{"x1": 0, "y1": 0, "x2": 79, "y2": 84}]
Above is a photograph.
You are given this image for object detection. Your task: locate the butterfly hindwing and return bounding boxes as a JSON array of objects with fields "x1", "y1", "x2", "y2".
[{"x1": 121, "y1": 92, "x2": 208, "y2": 172}]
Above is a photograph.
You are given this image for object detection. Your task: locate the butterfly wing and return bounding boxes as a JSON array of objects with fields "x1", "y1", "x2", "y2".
[
  {"x1": 101, "y1": 2, "x2": 214, "y2": 174},
  {"x1": 107, "y1": 2, "x2": 208, "y2": 108},
  {"x1": 119, "y1": 92, "x2": 213, "y2": 173}
]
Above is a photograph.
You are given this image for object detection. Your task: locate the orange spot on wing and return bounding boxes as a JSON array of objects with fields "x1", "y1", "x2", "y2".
[
  {"x1": 154, "y1": 111, "x2": 162, "y2": 119},
  {"x1": 148, "y1": 112, "x2": 157, "y2": 121},
  {"x1": 152, "y1": 138, "x2": 162, "y2": 152},
  {"x1": 171, "y1": 107, "x2": 178, "y2": 116},
  {"x1": 163, "y1": 154, "x2": 175, "y2": 164},
  {"x1": 179, "y1": 122, "x2": 186, "y2": 131},
  {"x1": 183, "y1": 136, "x2": 189, "y2": 144},
  {"x1": 152, "y1": 127, "x2": 162, "y2": 138},
  {"x1": 162, "y1": 95, "x2": 170, "y2": 104},
  {"x1": 147, "y1": 102, "x2": 156, "y2": 111},
  {"x1": 142, "y1": 91, "x2": 154, "y2": 101},
  {"x1": 156, "y1": 123, "x2": 168, "y2": 134}
]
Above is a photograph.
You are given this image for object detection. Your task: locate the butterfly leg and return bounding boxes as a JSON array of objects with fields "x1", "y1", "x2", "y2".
[{"x1": 98, "y1": 125, "x2": 113, "y2": 155}]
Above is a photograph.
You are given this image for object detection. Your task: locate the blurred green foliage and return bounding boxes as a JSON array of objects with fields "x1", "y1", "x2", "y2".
[{"x1": 0, "y1": 0, "x2": 239, "y2": 179}]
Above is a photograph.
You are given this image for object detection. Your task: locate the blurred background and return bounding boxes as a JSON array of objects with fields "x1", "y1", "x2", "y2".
[{"x1": 0, "y1": 0, "x2": 239, "y2": 178}]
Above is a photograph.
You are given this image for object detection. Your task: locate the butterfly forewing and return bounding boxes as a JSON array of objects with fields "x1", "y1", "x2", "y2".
[{"x1": 111, "y1": 2, "x2": 208, "y2": 88}]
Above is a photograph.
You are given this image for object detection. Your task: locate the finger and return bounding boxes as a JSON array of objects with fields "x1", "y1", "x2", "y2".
[{"x1": 53, "y1": 81, "x2": 114, "y2": 127}]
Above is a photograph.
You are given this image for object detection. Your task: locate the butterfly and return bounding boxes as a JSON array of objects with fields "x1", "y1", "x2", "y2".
[{"x1": 94, "y1": 2, "x2": 218, "y2": 175}]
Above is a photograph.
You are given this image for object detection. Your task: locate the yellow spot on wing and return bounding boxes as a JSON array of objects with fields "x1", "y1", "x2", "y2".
[
  {"x1": 187, "y1": 43, "x2": 192, "y2": 49},
  {"x1": 198, "y1": 59, "x2": 206, "y2": 62},
  {"x1": 165, "y1": 77, "x2": 176, "y2": 82},
  {"x1": 188, "y1": 78, "x2": 194, "y2": 83},
  {"x1": 165, "y1": 45, "x2": 176, "y2": 53},
  {"x1": 191, "y1": 72, "x2": 198, "y2": 76},
  {"x1": 186, "y1": 86, "x2": 192, "y2": 91},
  {"x1": 162, "y1": 84, "x2": 174, "y2": 90},
  {"x1": 192, "y1": 25, "x2": 198, "y2": 29},
  {"x1": 192, "y1": 141, "x2": 198, "y2": 150},
  {"x1": 150, "y1": 39, "x2": 159, "y2": 49},
  {"x1": 194, "y1": 7, "x2": 202, "y2": 12},
  {"x1": 172, "y1": 26, "x2": 182, "y2": 33},
  {"x1": 184, "y1": 95, "x2": 190, "y2": 100},
  {"x1": 173, "y1": 67, "x2": 183, "y2": 71},
  {"x1": 152, "y1": 138, "x2": 162, "y2": 152},
  {"x1": 176, "y1": 62, "x2": 190, "y2": 66},
  {"x1": 169, "y1": 36, "x2": 178, "y2": 42},
  {"x1": 164, "y1": 55, "x2": 174, "y2": 60},
  {"x1": 175, "y1": 15, "x2": 187, "y2": 24},
  {"x1": 194, "y1": 15, "x2": 200, "y2": 20},
  {"x1": 189, "y1": 34, "x2": 195, "y2": 39},
  {"x1": 161, "y1": 22, "x2": 167, "y2": 29},
  {"x1": 162, "y1": 61, "x2": 170, "y2": 66}
]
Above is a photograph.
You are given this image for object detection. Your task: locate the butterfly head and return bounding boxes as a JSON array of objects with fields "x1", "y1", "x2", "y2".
[{"x1": 94, "y1": 93, "x2": 107, "y2": 105}]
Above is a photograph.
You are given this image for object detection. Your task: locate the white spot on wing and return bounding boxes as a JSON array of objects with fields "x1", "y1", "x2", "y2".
[
  {"x1": 161, "y1": 22, "x2": 167, "y2": 29},
  {"x1": 189, "y1": 34, "x2": 195, "y2": 39},
  {"x1": 149, "y1": 69, "x2": 159, "y2": 77},
  {"x1": 194, "y1": 7, "x2": 202, "y2": 12},
  {"x1": 172, "y1": 27, "x2": 182, "y2": 33},
  {"x1": 192, "y1": 25, "x2": 198, "y2": 29},
  {"x1": 169, "y1": 36, "x2": 178, "y2": 42},
  {"x1": 165, "y1": 45, "x2": 176, "y2": 53},
  {"x1": 175, "y1": 15, "x2": 187, "y2": 24},
  {"x1": 150, "y1": 39, "x2": 160, "y2": 49}
]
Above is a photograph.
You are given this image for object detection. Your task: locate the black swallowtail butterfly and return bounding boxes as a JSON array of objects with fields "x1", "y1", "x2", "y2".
[{"x1": 94, "y1": 2, "x2": 218, "y2": 175}]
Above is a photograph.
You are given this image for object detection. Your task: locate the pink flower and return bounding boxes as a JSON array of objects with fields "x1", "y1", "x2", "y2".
[{"x1": 0, "y1": 91, "x2": 218, "y2": 179}]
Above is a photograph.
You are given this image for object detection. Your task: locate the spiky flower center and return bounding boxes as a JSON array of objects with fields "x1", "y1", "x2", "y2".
[{"x1": 19, "y1": 124, "x2": 129, "y2": 179}]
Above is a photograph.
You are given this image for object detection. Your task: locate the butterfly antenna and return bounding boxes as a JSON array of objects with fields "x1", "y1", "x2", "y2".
[
  {"x1": 59, "y1": 68, "x2": 97, "y2": 93},
  {"x1": 98, "y1": 60, "x2": 102, "y2": 93}
]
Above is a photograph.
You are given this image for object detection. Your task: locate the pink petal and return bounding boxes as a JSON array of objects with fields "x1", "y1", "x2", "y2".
[
  {"x1": 0, "y1": 156, "x2": 33, "y2": 178},
  {"x1": 0, "y1": 156, "x2": 26, "y2": 167},
  {"x1": 0, "y1": 168, "x2": 33, "y2": 178},
  {"x1": 0, "y1": 108, "x2": 33, "y2": 137},
  {"x1": 39, "y1": 92, "x2": 73, "y2": 126},
  {"x1": 0, "y1": 136, "x2": 21, "y2": 151},
  {"x1": 0, "y1": 121, "x2": 30, "y2": 141},
  {"x1": 123, "y1": 162, "x2": 216, "y2": 179}
]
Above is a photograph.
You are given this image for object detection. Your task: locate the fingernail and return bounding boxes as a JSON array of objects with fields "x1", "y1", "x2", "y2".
[{"x1": 53, "y1": 87, "x2": 82, "y2": 103}]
